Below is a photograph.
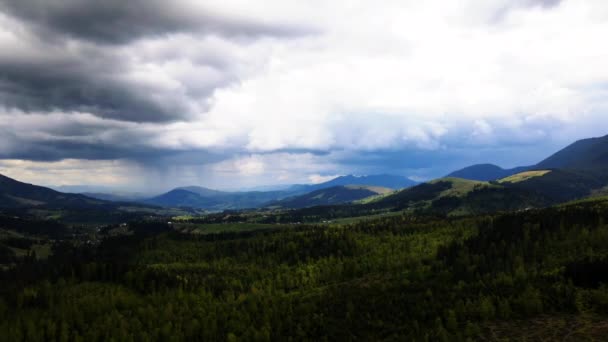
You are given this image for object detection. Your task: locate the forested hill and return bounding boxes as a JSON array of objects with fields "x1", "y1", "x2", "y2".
[
  {"x1": 4, "y1": 197, "x2": 608, "y2": 340},
  {"x1": 266, "y1": 185, "x2": 392, "y2": 209},
  {"x1": 447, "y1": 164, "x2": 530, "y2": 181},
  {"x1": 287, "y1": 174, "x2": 417, "y2": 193},
  {"x1": 0, "y1": 173, "x2": 107, "y2": 209},
  {"x1": 446, "y1": 134, "x2": 608, "y2": 181},
  {"x1": 536, "y1": 134, "x2": 608, "y2": 169},
  {"x1": 142, "y1": 174, "x2": 415, "y2": 210}
]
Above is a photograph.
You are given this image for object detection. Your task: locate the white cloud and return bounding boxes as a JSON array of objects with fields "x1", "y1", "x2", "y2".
[
  {"x1": 308, "y1": 174, "x2": 342, "y2": 184},
  {"x1": 0, "y1": 159, "x2": 141, "y2": 187},
  {"x1": 150, "y1": 0, "x2": 608, "y2": 154},
  {"x1": 3, "y1": 0, "x2": 608, "y2": 188}
]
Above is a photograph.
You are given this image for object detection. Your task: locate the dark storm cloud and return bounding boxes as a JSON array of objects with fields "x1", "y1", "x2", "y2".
[
  {"x1": 0, "y1": 0, "x2": 311, "y2": 45},
  {"x1": 0, "y1": 113, "x2": 233, "y2": 165},
  {"x1": 0, "y1": 126, "x2": 150, "y2": 161},
  {"x1": 0, "y1": 131, "x2": 222, "y2": 163},
  {"x1": 0, "y1": 0, "x2": 313, "y2": 124},
  {"x1": 0, "y1": 51, "x2": 191, "y2": 122}
]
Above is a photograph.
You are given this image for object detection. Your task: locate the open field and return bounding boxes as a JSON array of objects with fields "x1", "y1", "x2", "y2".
[{"x1": 499, "y1": 170, "x2": 552, "y2": 183}]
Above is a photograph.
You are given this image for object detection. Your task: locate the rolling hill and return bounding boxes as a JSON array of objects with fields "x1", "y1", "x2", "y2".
[
  {"x1": 366, "y1": 177, "x2": 544, "y2": 216},
  {"x1": 447, "y1": 164, "x2": 530, "y2": 181},
  {"x1": 288, "y1": 174, "x2": 417, "y2": 194},
  {"x1": 142, "y1": 174, "x2": 416, "y2": 210},
  {"x1": 266, "y1": 185, "x2": 393, "y2": 209},
  {"x1": 0, "y1": 173, "x2": 198, "y2": 225},
  {"x1": 536, "y1": 134, "x2": 608, "y2": 170},
  {"x1": 0, "y1": 173, "x2": 108, "y2": 209},
  {"x1": 363, "y1": 166, "x2": 608, "y2": 216},
  {"x1": 144, "y1": 189, "x2": 224, "y2": 209},
  {"x1": 447, "y1": 134, "x2": 608, "y2": 182},
  {"x1": 144, "y1": 187, "x2": 287, "y2": 210}
]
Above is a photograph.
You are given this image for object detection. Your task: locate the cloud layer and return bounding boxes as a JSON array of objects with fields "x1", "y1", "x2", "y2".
[{"x1": 1, "y1": 0, "x2": 608, "y2": 190}]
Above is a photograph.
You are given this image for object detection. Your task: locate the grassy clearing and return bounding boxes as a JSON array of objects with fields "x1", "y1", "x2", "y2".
[
  {"x1": 431, "y1": 177, "x2": 494, "y2": 198},
  {"x1": 499, "y1": 170, "x2": 551, "y2": 183}
]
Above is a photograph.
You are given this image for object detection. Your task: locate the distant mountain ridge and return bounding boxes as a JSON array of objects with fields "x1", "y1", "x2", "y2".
[
  {"x1": 447, "y1": 164, "x2": 531, "y2": 181},
  {"x1": 288, "y1": 174, "x2": 417, "y2": 194},
  {"x1": 447, "y1": 134, "x2": 608, "y2": 182},
  {"x1": 3, "y1": 133, "x2": 608, "y2": 217},
  {"x1": 0, "y1": 173, "x2": 106, "y2": 209},
  {"x1": 536, "y1": 134, "x2": 608, "y2": 170},
  {"x1": 144, "y1": 187, "x2": 287, "y2": 210},
  {"x1": 266, "y1": 185, "x2": 393, "y2": 209},
  {"x1": 142, "y1": 174, "x2": 416, "y2": 210}
]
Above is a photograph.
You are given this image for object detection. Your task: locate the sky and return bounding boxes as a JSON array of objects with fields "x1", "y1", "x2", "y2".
[{"x1": 0, "y1": 0, "x2": 608, "y2": 192}]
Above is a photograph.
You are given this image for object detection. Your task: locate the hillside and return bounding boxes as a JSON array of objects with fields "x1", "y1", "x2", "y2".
[
  {"x1": 267, "y1": 185, "x2": 392, "y2": 209},
  {"x1": 288, "y1": 174, "x2": 417, "y2": 194},
  {"x1": 0, "y1": 173, "x2": 108, "y2": 209},
  {"x1": 82, "y1": 192, "x2": 145, "y2": 202},
  {"x1": 448, "y1": 134, "x2": 608, "y2": 182},
  {"x1": 177, "y1": 186, "x2": 226, "y2": 198},
  {"x1": 0, "y1": 173, "x2": 199, "y2": 225},
  {"x1": 144, "y1": 189, "x2": 224, "y2": 208},
  {"x1": 365, "y1": 177, "x2": 546, "y2": 216},
  {"x1": 142, "y1": 174, "x2": 415, "y2": 210},
  {"x1": 498, "y1": 170, "x2": 551, "y2": 183},
  {"x1": 372, "y1": 167, "x2": 608, "y2": 216},
  {"x1": 536, "y1": 134, "x2": 608, "y2": 170},
  {"x1": 144, "y1": 187, "x2": 288, "y2": 210},
  {"x1": 447, "y1": 164, "x2": 530, "y2": 181},
  {"x1": 7, "y1": 186, "x2": 608, "y2": 341}
]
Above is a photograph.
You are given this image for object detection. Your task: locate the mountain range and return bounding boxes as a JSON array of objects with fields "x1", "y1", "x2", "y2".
[
  {"x1": 141, "y1": 174, "x2": 416, "y2": 210},
  {"x1": 266, "y1": 185, "x2": 393, "y2": 209},
  {"x1": 2, "y1": 134, "x2": 608, "y2": 214},
  {"x1": 365, "y1": 134, "x2": 608, "y2": 215},
  {"x1": 448, "y1": 134, "x2": 608, "y2": 181}
]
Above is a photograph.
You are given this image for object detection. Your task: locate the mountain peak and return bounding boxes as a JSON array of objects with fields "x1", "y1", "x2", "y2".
[
  {"x1": 536, "y1": 134, "x2": 608, "y2": 170},
  {"x1": 318, "y1": 174, "x2": 417, "y2": 190},
  {"x1": 447, "y1": 164, "x2": 530, "y2": 181}
]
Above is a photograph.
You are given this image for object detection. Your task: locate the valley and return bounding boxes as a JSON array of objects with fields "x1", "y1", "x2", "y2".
[{"x1": 3, "y1": 134, "x2": 608, "y2": 340}]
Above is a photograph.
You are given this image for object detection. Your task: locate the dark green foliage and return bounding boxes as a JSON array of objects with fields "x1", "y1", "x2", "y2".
[
  {"x1": 3, "y1": 200, "x2": 608, "y2": 340},
  {"x1": 565, "y1": 258, "x2": 608, "y2": 289},
  {"x1": 377, "y1": 181, "x2": 452, "y2": 208},
  {"x1": 3, "y1": 237, "x2": 37, "y2": 249},
  {"x1": 0, "y1": 214, "x2": 70, "y2": 238},
  {"x1": 0, "y1": 242, "x2": 16, "y2": 263},
  {"x1": 507, "y1": 168, "x2": 608, "y2": 203},
  {"x1": 0, "y1": 173, "x2": 107, "y2": 209}
]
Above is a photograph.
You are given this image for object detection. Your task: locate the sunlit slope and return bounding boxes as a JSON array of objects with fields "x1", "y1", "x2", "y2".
[
  {"x1": 369, "y1": 177, "x2": 543, "y2": 216},
  {"x1": 498, "y1": 170, "x2": 552, "y2": 183},
  {"x1": 267, "y1": 185, "x2": 392, "y2": 209}
]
